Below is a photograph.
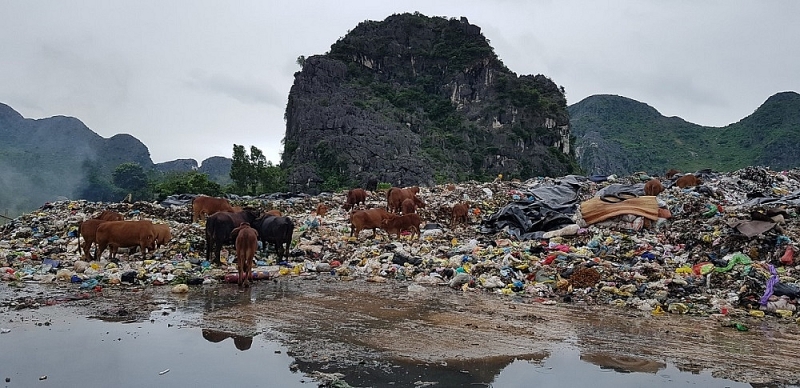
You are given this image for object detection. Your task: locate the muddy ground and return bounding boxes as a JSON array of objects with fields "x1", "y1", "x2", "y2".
[{"x1": 3, "y1": 277, "x2": 799, "y2": 386}]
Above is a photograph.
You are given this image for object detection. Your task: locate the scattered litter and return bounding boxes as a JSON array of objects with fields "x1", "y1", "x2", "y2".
[{"x1": 2, "y1": 167, "x2": 800, "y2": 326}]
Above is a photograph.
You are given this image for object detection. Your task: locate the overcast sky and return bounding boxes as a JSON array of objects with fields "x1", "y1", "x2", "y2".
[{"x1": 2, "y1": 1, "x2": 798, "y2": 165}]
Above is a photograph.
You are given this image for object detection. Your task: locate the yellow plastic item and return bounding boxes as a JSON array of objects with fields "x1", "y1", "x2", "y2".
[
  {"x1": 749, "y1": 310, "x2": 765, "y2": 318},
  {"x1": 279, "y1": 268, "x2": 290, "y2": 276},
  {"x1": 675, "y1": 267, "x2": 693, "y2": 275},
  {"x1": 652, "y1": 305, "x2": 665, "y2": 315},
  {"x1": 775, "y1": 309, "x2": 794, "y2": 318}
]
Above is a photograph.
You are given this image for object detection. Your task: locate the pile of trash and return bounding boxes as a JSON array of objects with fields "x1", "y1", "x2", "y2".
[{"x1": 3, "y1": 166, "x2": 800, "y2": 326}]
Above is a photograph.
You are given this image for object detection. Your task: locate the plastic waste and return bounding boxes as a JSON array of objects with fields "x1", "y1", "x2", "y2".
[
  {"x1": 781, "y1": 245, "x2": 795, "y2": 265},
  {"x1": 542, "y1": 224, "x2": 580, "y2": 239}
]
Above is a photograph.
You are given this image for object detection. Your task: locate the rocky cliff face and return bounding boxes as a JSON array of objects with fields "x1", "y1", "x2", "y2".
[
  {"x1": 198, "y1": 156, "x2": 233, "y2": 185},
  {"x1": 282, "y1": 13, "x2": 577, "y2": 193}
]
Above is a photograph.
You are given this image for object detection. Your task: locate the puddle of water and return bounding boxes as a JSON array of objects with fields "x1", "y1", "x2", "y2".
[
  {"x1": 491, "y1": 346, "x2": 751, "y2": 388},
  {"x1": 0, "y1": 283, "x2": 787, "y2": 388},
  {"x1": 0, "y1": 313, "x2": 776, "y2": 388},
  {"x1": 0, "y1": 318, "x2": 311, "y2": 388}
]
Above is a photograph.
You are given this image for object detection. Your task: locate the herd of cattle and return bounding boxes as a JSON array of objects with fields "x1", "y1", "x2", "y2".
[{"x1": 75, "y1": 187, "x2": 472, "y2": 288}]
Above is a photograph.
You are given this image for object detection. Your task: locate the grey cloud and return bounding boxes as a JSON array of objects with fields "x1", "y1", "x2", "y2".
[{"x1": 185, "y1": 72, "x2": 283, "y2": 107}]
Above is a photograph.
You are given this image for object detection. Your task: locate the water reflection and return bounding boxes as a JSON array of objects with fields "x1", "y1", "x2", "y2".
[
  {"x1": 202, "y1": 329, "x2": 254, "y2": 351},
  {"x1": 491, "y1": 346, "x2": 750, "y2": 388},
  {"x1": 580, "y1": 351, "x2": 666, "y2": 374},
  {"x1": 290, "y1": 353, "x2": 549, "y2": 388},
  {"x1": 173, "y1": 278, "x2": 296, "y2": 315}
]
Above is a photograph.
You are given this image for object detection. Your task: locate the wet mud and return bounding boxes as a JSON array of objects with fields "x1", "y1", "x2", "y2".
[{"x1": 4, "y1": 278, "x2": 799, "y2": 386}]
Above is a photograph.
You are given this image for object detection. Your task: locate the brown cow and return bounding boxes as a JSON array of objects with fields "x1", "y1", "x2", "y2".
[
  {"x1": 95, "y1": 220, "x2": 155, "y2": 261},
  {"x1": 381, "y1": 213, "x2": 422, "y2": 239},
  {"x1": 344, "y1": 188, "x2": 367, "y2": 211},
  {"x1": 675, "y1": 174, "x2": 702, "y2": 188},
  {"x1": 400, "y1": 198, "x2": 417, "y2": 215},
  {"x1": 350, "y1": 208, "x2": 397, "y2": 238},
  {"x1": 152, "y1": 223, "x2": 172, "y2": 249},
  {"x1": 192, "y1": 195, "x2": 235, "y2": 223},
  {"x1": 231, "y1": 223, "x2": 258, "y2": 288},
  {"x1": 451, "y1": 203, "x2": 469, "y2": 226},
  {"x1": 96, "y1": 210, "x2": 124, "y2": 221},
  {"x1": 206, "y1": 210, "x2": 261, "y2": 265},
  {"x1": 644, "y1": 179, "x2": 664, "y2": 196},
  {"x1": 316, "y1": 203, "x2": 329, "y2": 217},
  {"x1": 265, "y1": 209, "x2": 282, "y2": 217},
  {"x1": 386, "y1": 186, "x2": 425, "y2": 213},
  {"x1": 665, "y1": 169, "x2": 681, "y2": 179},
  {"x1": 75, "y1": 218, "x2": 109, "y2": 260}
]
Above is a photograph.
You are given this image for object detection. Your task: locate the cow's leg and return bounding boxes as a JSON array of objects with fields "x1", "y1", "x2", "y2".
[
  {"x1": 95, "y1": 243, "x2": 106, "y2": 261},
  {"x1": 82, "y1": 241, "x2": 91, "y2": 260},
  {"x1": 214, "y1": 242, "x2": 223, "y2": 266},
  {"x1": 243, "y1": 254, "x2": 252, "y2": 288},
  {"x1": 237, "y1": 261, "x2": 244, "y2": 288},
  {"x1": 276, "y1": 242, "x2": 284, "y2": 262},
  {"x1": 109, "y1": 245, "x2": 118, "y2": 262}
]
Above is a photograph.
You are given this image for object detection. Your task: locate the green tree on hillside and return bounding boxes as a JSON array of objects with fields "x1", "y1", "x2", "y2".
[
  {"x1": 153, "y1": 171, "x2": 222, "y2": 200},
  {"x1": 229, "y1": 144, "x2": 287, "y2": 195},
  {"x1": 112, "y1": 162, "x2": 151, "y2": 201},
  {"x1": 230, "y1": 145, "x2": 254, "y2": 194}
]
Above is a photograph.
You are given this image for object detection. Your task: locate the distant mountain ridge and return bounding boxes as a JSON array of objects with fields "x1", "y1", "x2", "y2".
[
  {"x1": 0, "y1": 103, "x2": 230, "y2": 217},
  {"x1": 569, "y1": 91, "x2": 800, "y2": 175}
]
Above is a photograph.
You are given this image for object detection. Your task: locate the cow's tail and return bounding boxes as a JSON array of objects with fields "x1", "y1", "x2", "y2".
[
  {"x1": 74, "y1": 221, "x2": 83, "y2": 253},
  {"x1": 386, "y1": 187, "x2": 395, "y2": 211}
]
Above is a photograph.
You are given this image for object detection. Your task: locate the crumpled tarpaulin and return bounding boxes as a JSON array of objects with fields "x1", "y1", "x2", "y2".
[
  {"x1": 479, "y1": 201, "x2": 575, "y2": 240},
  {"x1": 741, "y1": 190, "x2": 800, "y2": 207},
  {"x1": 480, "y1": 178, "x2": 583, "y2": 240},
  {"x1": 160, "y1": 194, "x2": 197, "y2": 207},
  {"x1": 595, "y1": 183, "x2": 646, "y2": 198},
  {"x1": 579, "y1": 196, "x2": 660, "y2": 226},
  {"x1": 726, "y1": 219, "x2": 776, "y2": 238},
  {"x1": 524, "y1": 175, "x2": 585, "y2": 213}
]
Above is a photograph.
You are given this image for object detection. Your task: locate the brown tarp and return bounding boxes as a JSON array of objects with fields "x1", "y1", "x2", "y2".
[
  {"x1": 726, "y1": 219, "x2": 776, "y2": 238},
  {"x1": 580, "y1": 196, "x2": 660, "y2": 225}
]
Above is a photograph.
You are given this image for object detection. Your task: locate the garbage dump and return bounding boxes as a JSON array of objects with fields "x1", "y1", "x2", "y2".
[{"x1": 3, "y1": 166, "x2": 800, "y2": 326}]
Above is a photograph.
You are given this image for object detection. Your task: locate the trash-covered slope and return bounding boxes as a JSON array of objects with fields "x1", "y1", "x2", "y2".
[{"x1": 2, "y1": 166, "x2": 800, "y2": 327}]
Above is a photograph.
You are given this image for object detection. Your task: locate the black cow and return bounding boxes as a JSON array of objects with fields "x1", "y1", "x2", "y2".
[
  {"x1": 205, "y1": 210, "x2": 260, "y2": 265},
  {"x1": 253, "y1": 215, "x2": 295, "y2": 262}
]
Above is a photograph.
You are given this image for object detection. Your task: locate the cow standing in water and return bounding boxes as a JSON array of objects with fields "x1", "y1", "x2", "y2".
[
  {"x1": 231, "y1": 223, "x2": 258, "y2": 289},
  {"x1": 205, "y1": 210, "x2": 261, "y2": 265}
]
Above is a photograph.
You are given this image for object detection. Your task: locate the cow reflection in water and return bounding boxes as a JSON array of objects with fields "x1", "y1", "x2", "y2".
[
  {"x1": 202, "y1": 329, "x2": 254, "y2": 351},
  {"x1": 580, "y1": 352, "x2": 665, "y2": 374},
  {"x1": 199, "y1": 286, "x2": 257, "y2": 351}
]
